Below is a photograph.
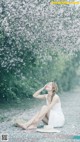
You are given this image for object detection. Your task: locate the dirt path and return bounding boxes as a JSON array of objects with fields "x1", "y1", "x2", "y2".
[{"x1": 0, "y1": 89, "x2": 80, "y2": 142}]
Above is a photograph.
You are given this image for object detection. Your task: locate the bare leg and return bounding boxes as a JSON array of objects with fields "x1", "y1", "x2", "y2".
[
  {"x1": 27, "y1": 114, "x2": 49, "y2": 129},
  {"x1": 25, "y1": 112, "x2": 40, "y2": 127},
  {"x1": 15, "y1": 112, "x2": 40, "y2": 129},
  {"x1": 15, "y1": 105, "x2": 49, "y2": 129},
  {"x1": 27, "y1": 105, "x2": 49, "y2": 129}
]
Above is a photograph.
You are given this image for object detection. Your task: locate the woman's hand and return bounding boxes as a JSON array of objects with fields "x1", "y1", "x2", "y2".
[
  {"x1": 33, "y1": 86, "x2": 47, "y2": 99},
  {"x1": 33, "y1": 87, "x2": 44, "y2": 98},
  {"x1": 44, "y1": 83, "x2": 49, "y2": 90}
]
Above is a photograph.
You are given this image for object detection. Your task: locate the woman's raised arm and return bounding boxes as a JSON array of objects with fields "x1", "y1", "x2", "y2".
[{"x1": 33, "y1": 86, "x2": 47, "y2": 99}]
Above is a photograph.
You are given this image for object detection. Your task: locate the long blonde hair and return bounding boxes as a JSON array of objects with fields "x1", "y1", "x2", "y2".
[
  {"x1": 50, "y1": 82, "x2": 58, "y2": 102},
  {"x1": 52, "y1": 82, "x2": 58, "y2": 95}
]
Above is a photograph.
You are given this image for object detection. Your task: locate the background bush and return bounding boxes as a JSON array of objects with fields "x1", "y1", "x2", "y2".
[{"x1": 0, "y1": 0, "x2": 80, "y2": 102}]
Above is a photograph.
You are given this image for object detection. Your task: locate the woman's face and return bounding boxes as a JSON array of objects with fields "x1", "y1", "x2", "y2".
[{"x1": 45, "y1": 82, "x2": 53, "y2": 91}]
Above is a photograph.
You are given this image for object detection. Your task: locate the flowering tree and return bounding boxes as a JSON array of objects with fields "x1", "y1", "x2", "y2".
[{"x1": 0, "y1": 0, "x2": 80, "y2": 101}]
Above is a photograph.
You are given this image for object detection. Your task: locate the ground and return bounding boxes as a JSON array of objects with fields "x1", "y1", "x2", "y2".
[{"x1": 0, "y1": 88, "x2": 80, "y2": 142}]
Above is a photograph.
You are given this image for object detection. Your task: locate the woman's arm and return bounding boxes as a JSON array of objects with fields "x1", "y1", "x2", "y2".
[{"x1": 33, "y1": 86, "x2": 47, "y2": 99}]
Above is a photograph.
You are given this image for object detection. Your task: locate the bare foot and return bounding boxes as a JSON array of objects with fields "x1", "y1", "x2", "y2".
[
  {"x1": 15, "y1": 122, "x2": 27, "y2": 129},
  {"x1": 27, "y1": 125, "x2": 37, "y2": 130}
]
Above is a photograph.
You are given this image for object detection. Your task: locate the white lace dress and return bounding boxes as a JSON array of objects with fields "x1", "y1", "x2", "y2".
[{"x1": 46, "y1": 94, "x2": 65, "y2": 128}]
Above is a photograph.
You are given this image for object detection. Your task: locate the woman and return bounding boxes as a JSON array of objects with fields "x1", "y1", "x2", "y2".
[{"x1": 15, "y1": 82, "x2": 65, "y2": 130}]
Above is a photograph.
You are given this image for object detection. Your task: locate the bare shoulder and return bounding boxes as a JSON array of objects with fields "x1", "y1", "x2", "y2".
[
  {"x1": 55, "y1": 94, "x2": 60, "y2": 99},
  {"x1": 53, "y1": 94, "x2": 60, "y2": 102}
]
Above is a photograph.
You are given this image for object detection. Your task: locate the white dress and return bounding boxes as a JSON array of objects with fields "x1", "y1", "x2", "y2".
[{"x1": 46, "y1": 94, "x2": 65, "y2": 128}]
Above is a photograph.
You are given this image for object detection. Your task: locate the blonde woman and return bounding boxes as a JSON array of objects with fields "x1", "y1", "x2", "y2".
[{"x1": 15, "y1": 82, "x2": 65, "y2": 130}]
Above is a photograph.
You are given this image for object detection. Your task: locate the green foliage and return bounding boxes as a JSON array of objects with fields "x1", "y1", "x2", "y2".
[
  {"x1": 0, "y1": 27, "x2": 79, "y2": 102},
  {"x1": 0, "y1": 0, "x2": 80, "y2": 102}
]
